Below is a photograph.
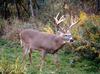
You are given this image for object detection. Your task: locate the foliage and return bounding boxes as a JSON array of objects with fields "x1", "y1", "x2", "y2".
[
  {"x1": 72, "y1": 13, "x2": 100, "y2": 62},
  {"x1": 79, "y1": 11, "x2": 88, "y2": 24},
  {"x1": 42, "y1": 23, "x2": 54, "y2": 34},
  {"x1": 0, "y1": 57, "x2": 27, "y2": 74}
]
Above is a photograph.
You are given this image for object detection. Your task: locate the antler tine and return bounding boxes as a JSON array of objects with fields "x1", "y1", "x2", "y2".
[
  {"x1": 54, "y1": 12, "x2": 60, "y2": 25},
  {"x1": 56, "y1": 12, "x2": 60, "y2": 19},
  {"x1": 69, "y1": 15, "x2": 80, "y2": 29},
  {"x1": 54, "y1": 12, "x2": 66, "y2": 33},
  {"x1": 54, "y1": 12, "x2": 66, "y2": 25},
  {"x1": 58, "y1": 15, "x2": 66, "y2": 24}
]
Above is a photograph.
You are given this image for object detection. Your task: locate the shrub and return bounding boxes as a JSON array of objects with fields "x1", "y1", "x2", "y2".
[{"x1": 72, "y1": 18, "x2": 100, "y2": 62}]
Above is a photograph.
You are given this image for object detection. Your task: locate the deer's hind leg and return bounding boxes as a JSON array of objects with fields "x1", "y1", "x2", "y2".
[
  {"x1": 29, "y1": 48, "x2": 32, "y2": 64},
  {"x1": 22, "y1": 45, "x2": 30, "y2": 63}
]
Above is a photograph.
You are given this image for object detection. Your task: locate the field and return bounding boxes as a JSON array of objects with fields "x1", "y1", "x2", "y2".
[{"x1": 0, "y1": 39, "x2": 100, "y2": 74}]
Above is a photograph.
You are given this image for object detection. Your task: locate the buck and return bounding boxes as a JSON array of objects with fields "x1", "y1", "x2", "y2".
[{"x1": 19, "y1": 12, "x2": 79, "y2": 66}]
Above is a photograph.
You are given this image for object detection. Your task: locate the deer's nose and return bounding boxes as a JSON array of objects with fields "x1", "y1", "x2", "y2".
[{"x1": 70, "y1": 39, "x2": 74, "y2": 42}]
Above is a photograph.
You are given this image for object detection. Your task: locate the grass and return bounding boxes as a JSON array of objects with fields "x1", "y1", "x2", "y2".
[{"x1": 0, "y1": 39, "x2": 100, "y2": 74}]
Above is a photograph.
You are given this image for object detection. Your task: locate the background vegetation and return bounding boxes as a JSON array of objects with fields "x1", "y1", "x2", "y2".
[{"x1": 0, "y1": 0, "x2": 100, "y2": 74}]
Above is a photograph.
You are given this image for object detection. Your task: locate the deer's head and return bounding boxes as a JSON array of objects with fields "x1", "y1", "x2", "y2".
[{"x1": 54, "y1": 12, "x2": 80, "y2": 43}]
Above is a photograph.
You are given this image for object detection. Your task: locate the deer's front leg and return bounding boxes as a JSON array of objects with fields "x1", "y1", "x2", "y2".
[
  {"x1": 40, "y1": 50, "x2": 46, "y2": 71},
  {"x1": 53, "y1": 53, "x2": 60, "y2": 68}
]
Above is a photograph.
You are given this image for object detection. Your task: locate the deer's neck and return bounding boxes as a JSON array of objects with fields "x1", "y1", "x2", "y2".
[{"x1": 50, "y1": 36, "x2": 65, "y2": 54}]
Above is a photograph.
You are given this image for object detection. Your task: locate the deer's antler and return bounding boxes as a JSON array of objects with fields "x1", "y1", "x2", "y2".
[
  {"x1": 65, "y1": 15, "x2": 80, "y2": 32},
  {"x1": 54, "y1": 12, "x2": 66, "y2": 33},
  {"x1": 69, "y1": 15, "x2": 80, "y2": 29}
]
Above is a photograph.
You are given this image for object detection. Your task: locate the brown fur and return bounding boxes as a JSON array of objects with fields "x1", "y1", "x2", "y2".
[
  {"x1": 20, "y1": 29, "x2": 65, "y2": 54},
  {"x1": 19, "y1": 29, "x2": 66, "y2": 64}
]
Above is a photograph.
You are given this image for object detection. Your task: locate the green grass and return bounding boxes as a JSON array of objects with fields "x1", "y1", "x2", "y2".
[{"x1": 0, "y1": 39, "x2": 100, "y2": 74}]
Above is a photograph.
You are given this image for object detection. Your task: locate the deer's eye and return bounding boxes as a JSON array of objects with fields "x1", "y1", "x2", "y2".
[
  {"x1": 64, "y1": 35, "x2": 69, "y2": 40},
  {"x1": 65, "y1": 35, "x2": 68, "y2": 36},
  {"x1": 64, "y1": 35, "x2": 72, "y2": 40},
  {"x1": 65, "y1": 35, "x2": 72, "y2": 38}
]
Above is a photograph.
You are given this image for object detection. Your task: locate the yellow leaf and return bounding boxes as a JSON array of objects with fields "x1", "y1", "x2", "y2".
[
  {"x1": 42, "y1": 25, "x2": 54, "y2": 34},
  {"x1": 79, "y1": 11, "x2": 88, "y2": 24}
]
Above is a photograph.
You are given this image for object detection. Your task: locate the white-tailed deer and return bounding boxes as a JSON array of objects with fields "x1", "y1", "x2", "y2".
[{"x1": 19, "y1": 12, "x2": 79, "y2": 66}]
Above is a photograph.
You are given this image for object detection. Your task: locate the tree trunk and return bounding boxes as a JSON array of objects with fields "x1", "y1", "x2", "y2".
[
  {"x1": 14, "y1": 0, "x2": 20, "y2": 18},
  {"x1": 20, "y1": 3, "x2": 30, "y2": 17},
  {"x1": 29, "y1": 0, "x2": 34, "y2": 17},
  {"x1": 16, "y1": 3, "x2": 20, "y2": 18},
  {"x1": 95, "y1": 0, "x2": 100, "y2": 14},
  {"x1": 4, "y1": 1, "x2": 7, "y2": 19},
  {"x1": 96, "y1": 0, "x2": 100, "y2": 11}
]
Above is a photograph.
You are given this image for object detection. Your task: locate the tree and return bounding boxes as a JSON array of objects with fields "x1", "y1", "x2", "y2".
[{"x1": 29, "y1": 0, "x2": 34, "y2": 17}]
